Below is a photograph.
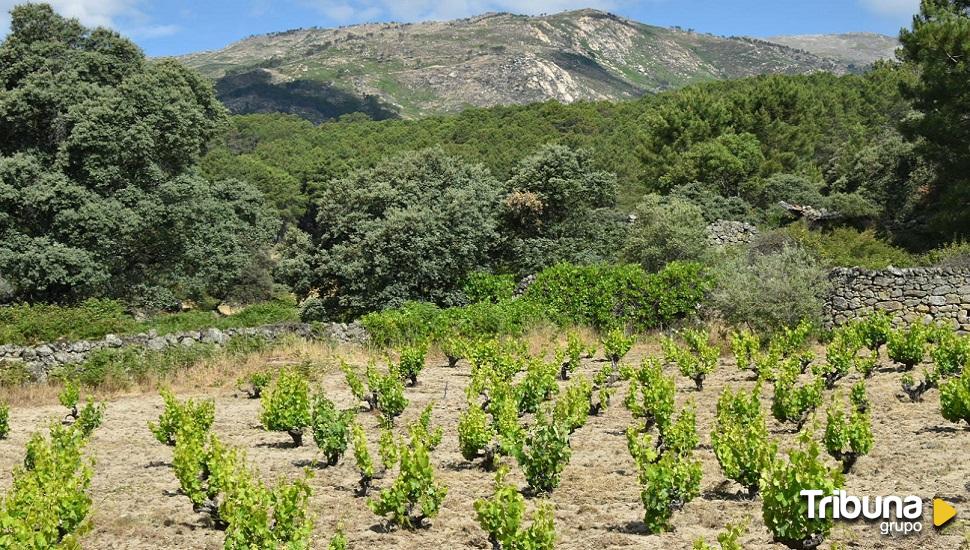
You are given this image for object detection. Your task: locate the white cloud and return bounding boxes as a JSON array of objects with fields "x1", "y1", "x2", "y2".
[
  {"x1": 0, "y1": 0, "x2": 178, "y2": 40},
  {"x1": 308, "y1": 0, "x2": 621, "y2": 24},
  {"x1": 859, "y1": 0, "x2": 920, "y2": 17}
]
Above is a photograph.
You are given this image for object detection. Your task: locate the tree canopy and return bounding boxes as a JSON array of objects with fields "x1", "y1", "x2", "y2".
[{"x1": 0, "y1": 4, "x2": 274, "y2": 305}]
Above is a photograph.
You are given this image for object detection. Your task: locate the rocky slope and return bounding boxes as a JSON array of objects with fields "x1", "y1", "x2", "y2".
[
  {"x1": 766, "y1": 32, "x2": 899, "y2": 68},
  {"x1": 180, "y1": 9, "x2": 852, "y2": 121}
]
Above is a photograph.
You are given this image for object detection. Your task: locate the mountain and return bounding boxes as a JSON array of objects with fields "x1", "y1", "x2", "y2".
[
  {"x1": 179, "y1": 9, "x2": 852, "y2": 121},
  {"x1": 765, "y1": 32, "x2": 899, "y2": 68}
]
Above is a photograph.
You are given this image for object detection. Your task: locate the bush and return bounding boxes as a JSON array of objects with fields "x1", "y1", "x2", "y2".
[
  {"x1": 516, "y1": 358, "x2": 559, "y2": 415},
  {"x1": 552, "y1": 375, "x2": 593, "y2": 434},
  {"x1": 760, "y1": 434, "x2": 844, "y2": 549},
  {"x1": 310, "y1": 395, "x2": 355, "y2": 465},
  {"x1": 931, "y1": 329, "x2": 970, "y2": 377},
  {"x1": 260, "y1": 369, "x2": 312, "y2": 446},
  {"x1": 624, "y1": 359, "x2": 675, "y2": 434},
  {"x1": 148, "y1": 389, "x2": 215, "y2": 446},
  {"x1": 59, "y1": 382, "x2": 81, "y2": 420},
  {"x1": 408, "y1": 403, "x2": 443, "y2": 452},
  {"x1": 458, "y1": 399, "x2": 497, "y2": 463},
  {"x1": 350, "y1": 423, "x2": 375, "y2": 495},
  {"x1": 815, "y1": 326, "x2": 863, "y2": 388},
  {"x1": 368, "y1": 435, "x2": 448, "y2": 529},
  {"x1": 0, "y1": 423, "x2": 95, "y2": 547},
  {"x1": 221, "y1": 468, "x2": 314, "y2": 549},
  {"x1": 711, "y1": 385, "x2": 776, "y2": 496},
  {"x1": 663, "y1": 329, "x2": 718, "y2": 391},
  {"x1": 823, "y1": 396, "x2": 873, "y2": 473},
  {"x1": 523, "y1": 262, "x2": 712, "y2": 331},
  {"x1": 730, "y1": 329, "x2": 760, "y2": 372},
  {"x1": 709, "y1": 245, "x2": 829, "y2": 332},
  {"x1": 516, "y1": 412, "x2": 572, "y2": 494},
  {"x1": 0, "y1": 402, "x2": 8, "y2": 439},
  {"x1": 852, "y1": 311, "x2": 892, "y2": 352},
  {"x1": 887, "y1": 324, "x2": 928, "y2": 369},
  {"x1": 74, "y1": 398, "x2": 105, "y2": 438},
  {"x1": 771, "y1": 362, "x2": 823, "y2": 429},
  {"x1": 367, "y1": 366, "x2": 409, "y2": 425},
  {"x1": 660, "y1": 405, "x2": 699, "y2": 456},
  {"x1": 602, "y1": 328, "x2": 635, "y2": 369},
  {"x1": 621, "y1": 194, "x2": 711, "y2": 272},
  {"x1": 475, "y1": 467, "x2": 556, "y2": 550},
  {"x1": 463, "y1": 272, "x2": 516, "y2": 304},
  {"x1": 693, "y1": 517, "x2": 750, "y2": 550},
  {"x1": 238, "y1": 371, "x2": 272, "y2": 399},
  {"x1": 397, "y1": 344, "x2": 427, "y2": 386},
  {"x1": 378, "y1": 428, "x2": 400, "y2": 471},
  {"x1": 56, "y1": 343, "x2": 218, "y2": 388},
  {"x1": 940, "y1": 364, "x2": 970, "y2": 426},
  {"x1": 633, "y1": 445, "x2": 702, "y2": 534}
]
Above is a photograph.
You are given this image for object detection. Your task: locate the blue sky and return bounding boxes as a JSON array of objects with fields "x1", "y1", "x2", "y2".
[{"x1": 0, "y1": 0, "x2": 921, "y2": 57}]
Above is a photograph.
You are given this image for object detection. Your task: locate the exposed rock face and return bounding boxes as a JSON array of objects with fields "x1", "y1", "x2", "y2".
[
  {"x1": 0, "y1": 322, "x2": 368, "y2": 382},
  {"x1": 707, "y1": 220, "x2": 759, "y2": 246},
  {"x1": 825, "y1": 267, "x2": 970, "y2": 330},
  {"x1": 765, "y1": 32, "x2": 899, "y2": 68},
  {"x1": 180, "y1": 9, "x2": 851, "y2": 119}
]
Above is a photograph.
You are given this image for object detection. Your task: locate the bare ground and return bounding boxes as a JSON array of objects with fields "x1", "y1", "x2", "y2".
[{"x1": 1, "y1": 337, "x2": 969, "y2": 550}]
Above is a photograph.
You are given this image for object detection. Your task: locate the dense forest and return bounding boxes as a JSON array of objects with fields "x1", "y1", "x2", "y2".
[{"x1": 2, "y1": 1, "x2": 970, "y2": 326}]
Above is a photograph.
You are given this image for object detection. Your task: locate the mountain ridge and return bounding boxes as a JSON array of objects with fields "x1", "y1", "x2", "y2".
[{"x1": 178, "y1": 9, "x2": 889, "y2": 121}]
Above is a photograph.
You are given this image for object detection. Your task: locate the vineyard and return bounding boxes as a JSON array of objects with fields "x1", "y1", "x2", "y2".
[{"x1": 1, "y1": 315, "x2": 969, "y2": 549}]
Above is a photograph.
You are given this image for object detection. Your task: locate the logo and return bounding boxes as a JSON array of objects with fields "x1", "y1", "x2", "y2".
[{"x1": 801, "y1": 490, "x2": 958, "y2": 536}]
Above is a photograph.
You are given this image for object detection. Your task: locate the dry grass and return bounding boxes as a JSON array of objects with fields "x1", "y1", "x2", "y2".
[{"x1": 0, "y1": 331, "x2": 968, "y2": 549}]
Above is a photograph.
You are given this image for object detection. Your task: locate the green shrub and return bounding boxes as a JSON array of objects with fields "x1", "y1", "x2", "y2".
[
  {"x1": 693, "y1": 517, "x2": 750, "y2": 550},
  {"x1": 633, "y1": 445, "x2": 702, "y2": 533},
  {"x1": 850, "y1": 380, "x2": 870, "y2": 413},
  {"x1": 940, "y1": 364, "x2": 970, "y2": 426},
  {"x1": 350, "y1": 423, "x2": 374, "y2": 495},
  {"x1": 823, "y1": 396, "x2": 873, "y2": 473},
  {"x1": 709, "y1": 246, "x2": 828, "y2": 332},
  {"x1": 341, "y1": 361, "x2": 370, "y2": 409},
  {"x1": 367, "y1": 365, "x2": 409, "y2": 425},
  {"x1": 474, "y1": 467, "x2": 556, "y2": 550},
  {"x1": 238, "y1": 371, "x2": 272, "y2": 399},
  {"x1": 590, "y1": 363, "x2": 617, "y2": 415},
  {"x1": 559, "y1": 331, "x2": 591, "y2": 380},
  {"x1": 458, "y1": 399, "x2": 497, "y2": 462},
  {"x1": 624, "y1": 359, "x2": 675, "y2": 433},
  {"x1": 463, "y1": 272, "x2": 516, "y2": 304},
  {"x1": 552, "y1": 375, "x2": 592, "y2": 434},
  {"x1": 815, "y1": 327, "x2": 862, "y2": 388},
  {"x1": 852, "y1": 311, "x2": 893, "y2": 352},
  {"x1": 310, "y1": 394, "x2": 355, "y2": 465},
  {"x1": 785, "y1": 224, "x2": 917, "y2": 269},
  {"x1": 59, "y1": 382, "x2": 81, "y2": 420},
  {"x1": 887, "y1": 324, "x2": 928, "y2": 369},
  {"x1": 378, "y1": 428, "x2": 400, "y2": 471},
  {"x1": 57, "y1": 343, "x2": 218, "y2": 388},
  {"x1": 74, "y1": 398, "x2": 105, "y2": 438},
  {"x1": 328, "y1": 527, "x2": 348, "y2": 550},
  {"x1": 660, "y1": 405, "x2": 699, "y2": 456},
  {"x1": 760, "y1": 433, "x2": 844, "y2": 549},
  {"x1": 148, "y1": 389, "x2": 215, "y2": 446},
  {"x1": 523, "y1": 262, "x2": 711, "y2": 331},
  {"x1": 771, "y1": 362, "x2": 823, "y2": 429},
  {"x1": 712, "y1": 385, "x2": 776, "y2": 496},
  {"x1": 931, "y1": 329, "x2": 970, "y2": 377},
  {"x1": 361, "y1": 301, "x2": 442, "y2": 347},
  {"x1": 602, "y1": 328, "x2": 635, "y2": 369},
  {"x1": 0, "y1": 423, "x2": 94, "y2": 548},
  {"x1": 621, "y1": 194, "x2": 711, "y2": 272},
  {"x1": 260, "y1": 368, "x2": 312, "y2": 446},
  {"x1": 0, "y1": 402, "x2": 8, "y2": 439},
  {"x1": 397, "y1": 344, "x2": 427, "y2": 386},
  {"x1": 221, "y1": 467, "x2": 314, "y2": 549},
  {"x1": 730, "y1": 329, "x2": 760, "y2": 372},
  {"x1": 368, "y1": 435, "x2": 448, "y2": 529},
  {"x1": 516, "y1": 358, "x2": 559, "y2": 414},
  {"x1": 516, "y1": 412, "x2": 572, "y2": 494},
  {"x1": 663, "y1": 328, "x2": 718, "y2": 391},
  {"x1": 408, "y1": 403, "x2": 443, "y2": 451}
]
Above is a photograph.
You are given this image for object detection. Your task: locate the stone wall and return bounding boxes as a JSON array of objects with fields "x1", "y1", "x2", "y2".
[
  {"x1": 706, "y1": 220, "x2": 759, "y2": 246},
  {"x1": 825, "y1": 267, "x2": 970, "y2": 329},
  {"x1": 0, "y1": 321, "x2": 367, "y2": 382}
]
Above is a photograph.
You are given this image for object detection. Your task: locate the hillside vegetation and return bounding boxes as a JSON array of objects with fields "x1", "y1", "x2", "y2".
[{"x1": 180, "y1": 9, "x2": 850, "y2": 120}]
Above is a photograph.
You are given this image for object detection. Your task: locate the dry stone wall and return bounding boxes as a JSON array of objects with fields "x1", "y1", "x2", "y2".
[
  {"x1": 706, "y1": 220, "x2": 759, "y2": 246},
  {"x1": 825, "y1": 267, "x2": 970, "y2": 329},
  {"x1": 0, "y1": 322, "x2": 367, "y2": 382}
]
